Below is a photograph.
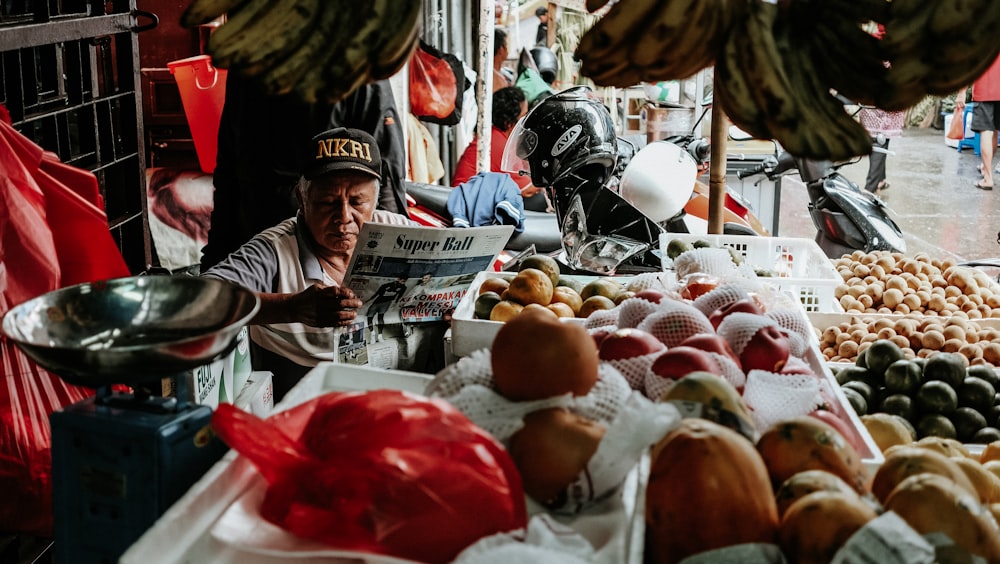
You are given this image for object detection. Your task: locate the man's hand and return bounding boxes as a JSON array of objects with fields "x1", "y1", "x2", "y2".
[
  {"x1": 521, "y1": 183, "x2": 542, "y2": 198},
  {"x1": 255, "y1": 285, "x2": 362, "y2": 328}
]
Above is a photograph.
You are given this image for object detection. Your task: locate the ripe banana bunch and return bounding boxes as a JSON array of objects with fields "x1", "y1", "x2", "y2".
[
  {"x1": 575, "y1": 0, "x2": 743, "y2": 87},
  {"x1": 714, "y1": 0, "x2": 872, "y2": 160},
  {"x1": 880, "y1": 0, "x2": 1000, "y2": 110},
  {"x1": 180, "y1": 0, "x2": 422, "y2": 103}
]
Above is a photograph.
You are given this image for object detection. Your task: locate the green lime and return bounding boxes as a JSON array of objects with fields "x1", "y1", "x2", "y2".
[
  {"x1": 950, "y1": 407, "x2": 988, "y2": 442},
  {"x1": 879, "y1": 393, "x2": 916, "y2": 422},
  {"x1": 666, "y1": 239, "x2": 694, "y2": 260},
  {"x1": 884, "y1": 359, "x2": 922, "y2": 395},
  {"x1": 922, "y1": 352, "x2": 967, "y2": 389},
  {"x1": 864, "y1": 339, "x2": 905, "y2": 379},
  {"x1": 958, "y1": 376, "x2": 996, "y2": 414},
  {"x1": 917, "y1": 414, "x2": 957, "y2": 440},
  {"x1": 474, "y1": 291, "x2": 503, "y2": 320},
  {"x1": 916, "y1": 380, "x2": 958, "y2": 415},
  {"x1": 973, "y1": 427, "x2": 1000, "y2": 444},
  {"x1": 556, "y1": 277, "x2": 584, "y2": 293}
]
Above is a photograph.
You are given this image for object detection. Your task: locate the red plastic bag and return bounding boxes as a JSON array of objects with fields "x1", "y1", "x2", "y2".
[
  {"x1": 947, "y1": 106, "x2": 966, "y2": 140},
  {"x1": 409, "y1": 41, "x2": 464, "y2": 126},
  {"x1": 212, "y1": 390, "x2": 527, "y2": 563}
]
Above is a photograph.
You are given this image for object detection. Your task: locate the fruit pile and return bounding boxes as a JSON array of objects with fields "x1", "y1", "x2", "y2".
[
  {"x1": 831, "y1": 251, "x2": 1000, "y2": 318},
  {"x1": 816, "y1": 313, "x2": 1000, "y2": 365},
  {"x1": 472, "y1": 254, "x2": 637, "y2": 322},
  {"x1": 575, "y1": 0, "x2": 1000, "y2": 160},
  {"x1": 832, "y1": 338, "x2": 1000, "y2": 443},
  {"x1": 646, "y1": 416, "x2": 1000, "y2": 562}
]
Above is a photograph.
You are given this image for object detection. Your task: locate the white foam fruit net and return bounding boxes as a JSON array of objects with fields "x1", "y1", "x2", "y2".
[
  {"x1": 673, "y1": 248, "x2": 739, "y2": 279},
  {"x1": 636, "y1": 301, "x2": 714, "y2": 347},
  {"x1": 743, "y1": 369, "x2": 822, "y2": 432},
  {"x1": 715, "y1": 311, "x2": 781, "y2": 356},
  {"x1": 583, "y1": 308, "x2": 619, "y2": 330},
  {"x1": 423, "y1": 349, "x2": 631, "y2": 441},
  {"x1": 616, "y1": 297, "x2": 660, "y2": 329},
  {"x1": 766, "y1": 309, "x2": 813, "y2": 357},
  {"x1": 605, "y1": 350, "x2": 664, "y2": 391},
  {"x1": 691, "y1": 283, "x2": 752, "y2": 316},
  {"x1": 624, "y1": 272, "x2": 673, "y2": 293}
]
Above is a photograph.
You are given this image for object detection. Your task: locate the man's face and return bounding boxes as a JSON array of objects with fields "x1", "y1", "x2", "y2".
[
  {"x1": 299, "y1": 172, "x2": 378, "y2": 256},
  {"x1": 421, "y1": 274, "x2": 432, "y2": 284}
]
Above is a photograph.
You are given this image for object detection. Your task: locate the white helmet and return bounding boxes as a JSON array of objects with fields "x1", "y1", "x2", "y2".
[{"x1": 618, "y1": 141, "x2": 697, "y2": 223}]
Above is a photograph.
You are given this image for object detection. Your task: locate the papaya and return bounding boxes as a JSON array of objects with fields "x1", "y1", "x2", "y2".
[
  {"x1": 778, "y1": 491, "x2": 878, "y2": 564},
  {"x1": 659, "y1": 371, "x2": 755, "y2": 439},
  {"x1": 914, "y1": 436, "x2": 974, "y2": 460},
  {"x1": 950, "y1": 456, "x2": 1000, "y2": 504},
  {"x1": 756, "y1": 416, "x2": 870, "y2": 495},
  {"x1": 885, "y1": 473, "x2": 1000, "y2": 561},
  {"x1": 871, "y1": 446, "x2": 978, "y2": 503},
  {"x1": 645, "y1": 419, "x2": 778, "y2": 564},
  {"x1": 774, "y1": 470, "x2": 862, "y2": 518}
]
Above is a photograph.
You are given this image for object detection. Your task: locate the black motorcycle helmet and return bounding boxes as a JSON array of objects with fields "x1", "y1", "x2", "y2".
[
  {"x1": 529, "y1": 46, "x2": 558, "y2": 85},
  {"x1": 501, "y1": 86, "x2": 617, "y2": 187}
]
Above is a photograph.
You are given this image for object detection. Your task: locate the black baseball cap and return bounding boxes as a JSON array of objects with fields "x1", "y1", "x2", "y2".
[
  {"x1": 303, "y1": 127, "x2": 382, "y2": 181},
  {"x1": 535, "y1": 6, "x2": 548, "y2": 16}
]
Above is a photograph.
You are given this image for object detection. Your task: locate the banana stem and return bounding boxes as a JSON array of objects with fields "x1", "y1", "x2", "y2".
[
  {"x1": 476, "y1": 1, "x2": 495, "y2": 175},
  {"x1": 709, "y1": 77, "x2": 729, "y2": 235}
]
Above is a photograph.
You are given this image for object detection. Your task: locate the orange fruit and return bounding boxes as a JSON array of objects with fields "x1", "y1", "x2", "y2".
[
  {"x1": 489, "y1": 300, "x2": 524, "y2": 322},
  {"x1": 479, "y1": 277, "x2": 511, "y2": 296},
  {"x1": 547, "y1": 302, "x2": 576, "y2": 318},
  {"x1": 523, "y1": 303, "x2": 558, "y2": 319},
  {"x1": 506, "y1": 268, "x2": 554, "y2": 306},
  {"x1": 550, "y1": 286, "x2": 584, "y2": 314},
  {"x1": 580, "y1": 278, "x2": 623, "y2": 302},
  {"x1": 578, "y1": 295, "x2": 616, "y2": 318},
  {"x1": 519, "y1": 254, "x2": 561, "y2": 287}
]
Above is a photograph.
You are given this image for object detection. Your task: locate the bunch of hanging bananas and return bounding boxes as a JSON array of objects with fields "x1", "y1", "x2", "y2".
[
  {"x1": 575, "y1": 0, "x2": 1000, "y2": 161},
  {"x1": 180, "y1": 0, "x2": 422, "y2": 104}
]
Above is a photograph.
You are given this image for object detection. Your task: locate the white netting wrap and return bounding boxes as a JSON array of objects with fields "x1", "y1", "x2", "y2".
[
  {"x1": 616, "y1": 297, "x2": 660, "y2": 328},
  {"x1": 643, "y1": 371, "x2": 676, "y2": 401},
  {"x1": 673, "y1": 248, "x2": 740, "y2": 279},
  {"x1": 743, "y1": 370, "x2": 823, "y2": 432},
  {"x1": 606, "y1": 350, "x2": 664, "y2": 390},
  {"x1": 624, "y1": 272, "x2": 673, "y2": 293},
  {"x1": 781, "y1": 355, "x2": 817, "y2": 378},
  {"x1": 709, "y1": 352, "x2": 747, "y2": 390},
  {"x1": 715, "y1": 311, "x2": 782, "y2": 356},
  {"x1": 584, "y1": 308, "x2": 619, "y2": 330},
  {"x1": 691, "y1": 283, "x2": 753, "y2": 316},
  {"x1": 766, "y1": 308, "x2": 814, "y2": 344},
  {"x1": 635, "y1": 301, "x2": 714, "y2": 347},
  {"x1": 424, "y1": 351, "x2": 632, "y2": 441}
]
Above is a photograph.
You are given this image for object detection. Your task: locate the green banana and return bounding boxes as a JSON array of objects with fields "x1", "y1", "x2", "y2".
[
  {"x1": 806, "y1": 17, "x2": 888, "y2": 106},
  {"x1": 205, "y1": 0, "x2": 280, "y2": 69},
  {"x1": 714, "y1": 26, "x2": 772, "y2": 142},
  {"x1": 370, "y1": 0, "x2": 423, "y2": 80},
  {"x1": 627, "y1": 0, "x2": 705, "y2": 72},
  {"x1": 259, "y1": 3, "x2": 343, "y2": 96},
  {"x1": 735, "y1": 1, "x2": 799, "y2": 129},
  {"x1": 179, "y1": 0, "x2": 246, "y2": 28},
  {"x1": 575, "y1": 0, "x2": 663, "y2": 64},
  {"x1": 228, "y1": 0, "x2": 323, "y2": 76}
]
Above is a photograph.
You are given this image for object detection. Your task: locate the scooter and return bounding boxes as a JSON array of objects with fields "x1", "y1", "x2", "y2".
[{"x1": 735, "y1": 145, "x2": 906, "y2": 258}]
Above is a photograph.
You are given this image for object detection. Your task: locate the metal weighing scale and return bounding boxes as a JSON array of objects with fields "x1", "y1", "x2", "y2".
[{"x1": 2, "y1": 276, "x2": 259, "y2": 563}]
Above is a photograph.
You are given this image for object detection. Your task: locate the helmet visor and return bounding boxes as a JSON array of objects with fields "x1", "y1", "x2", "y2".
[{"x1": 501, "y1": 116, "x2": 536, "y2": 179}]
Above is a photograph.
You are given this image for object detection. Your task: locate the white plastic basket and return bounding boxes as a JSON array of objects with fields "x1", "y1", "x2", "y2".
[{"x1": 661, "y1": 233, "x2": 843, "y2": 313}]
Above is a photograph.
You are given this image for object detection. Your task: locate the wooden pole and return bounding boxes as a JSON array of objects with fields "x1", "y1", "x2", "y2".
[
  {"x1": 708, "y1": 75, "x2": 728, "y2": 234},
  {"x1": 476, "y1": 0, "x2": 495, "y2": 174}
]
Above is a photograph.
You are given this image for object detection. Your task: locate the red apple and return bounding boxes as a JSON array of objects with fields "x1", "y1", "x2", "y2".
[
  {"x1": 739, "y1": 325, "x2": 790, "y2": 373},
  {"x1": 650, "y1": 346, "x2": 723, "y2": 380},
  {"x1": 589, "y1": 327, "x2": 616, "y2": 349},
  {"x1": 633, "y1": 289, "x2": 666, "y2": 304},
  {"x1": 678, "y1": 333, "x2": 742, "y2": 369},
  {"x1": 708, "y1": 298, "x2": 763, "y2": 329},
  {"x1": 598, "y1": 328, "x2": 666, "y2": 361}
]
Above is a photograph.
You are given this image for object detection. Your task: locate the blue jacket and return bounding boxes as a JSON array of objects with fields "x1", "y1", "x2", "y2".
[{"x1": 447, "y1": 172, "x2": 525, "y2": 233}]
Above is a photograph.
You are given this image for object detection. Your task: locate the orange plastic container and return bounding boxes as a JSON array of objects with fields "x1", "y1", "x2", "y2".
[{"x1": 167, "y1": 55, "x2": 227, "y2": 174}]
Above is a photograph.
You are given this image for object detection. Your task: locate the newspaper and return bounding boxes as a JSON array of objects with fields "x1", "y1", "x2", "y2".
[{"x1": 336, "y1": 223, "x2": 513, "y2": 364}]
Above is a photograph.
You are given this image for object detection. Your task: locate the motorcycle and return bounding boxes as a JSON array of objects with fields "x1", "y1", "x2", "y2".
[{"x1": 734, "y1": 141, "x2": 906, "y2": 258}]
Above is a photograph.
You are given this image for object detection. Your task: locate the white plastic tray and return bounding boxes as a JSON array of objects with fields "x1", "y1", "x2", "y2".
[{"x1": 661, "y1": 233, "x2": 844, "y2": 313}]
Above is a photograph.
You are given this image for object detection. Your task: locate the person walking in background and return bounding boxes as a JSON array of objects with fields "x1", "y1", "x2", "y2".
[
  {"x1": 963, "y1": 53, "x2": 1000, "y2": 190},
  {"x1": 452, "y1": 86, "x2": 548, "y2": 211},
  {"x1": 535, "y1": 7, "x2": 549, "y2": 46},
  {"x1": 858, "y1": 107, "x2": 905, "y2": 194}
]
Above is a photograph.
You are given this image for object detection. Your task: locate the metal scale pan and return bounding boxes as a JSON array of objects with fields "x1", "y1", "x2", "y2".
[{"x1": 1, "y1": 275, "x2": 260, "y2": 564}]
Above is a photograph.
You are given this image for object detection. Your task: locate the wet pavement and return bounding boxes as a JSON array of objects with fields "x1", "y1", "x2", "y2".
[{"x1": 773, "y1": 127, "x2": 1000, "y2": 262}]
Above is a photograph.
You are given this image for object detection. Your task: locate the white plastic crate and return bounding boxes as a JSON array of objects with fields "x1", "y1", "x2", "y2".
[{"x1": 660, "y1": 233, "x2": 844, "y2": 313}]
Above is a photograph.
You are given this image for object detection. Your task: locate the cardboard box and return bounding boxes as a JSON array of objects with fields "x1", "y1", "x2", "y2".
[
  {"x1": 234, "y1": 371, "x2": 273, "y2": 417},
  {"x1": 169, "y1": 325, "x2": 253, "y2": 407}
]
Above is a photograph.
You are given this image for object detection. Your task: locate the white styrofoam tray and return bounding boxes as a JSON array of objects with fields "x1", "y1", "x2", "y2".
[
  {"x1": 450, "y1": 271, "x2": 638, "y2": 358},
  {"x1": 122, "y1": 363, "x2": 647, "y2": 563}
]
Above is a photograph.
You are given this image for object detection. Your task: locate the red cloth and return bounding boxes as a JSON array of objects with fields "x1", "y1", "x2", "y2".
[
  {"x1": 451, "y1": 126, "x2": 530, "y2": 190},
  {"x1": 973, "y1": 54, "x2": 1000, "y2": 102}
]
